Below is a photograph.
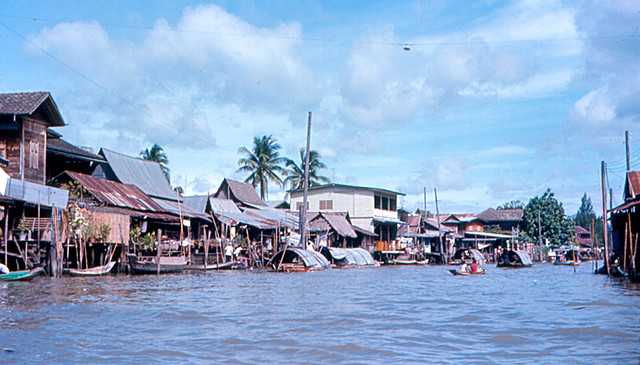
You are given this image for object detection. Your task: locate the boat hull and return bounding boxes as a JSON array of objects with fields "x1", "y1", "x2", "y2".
[
  {"x1": 67, "y1": 261, "x2": 116, "y2": 277},
  {"x1": 0, "y1": 267, "x2": 45, "y2": 281},
  {"x1": 449, "y1": 269, "x2": 486, "y2": 276},
  {"x1": 127, "y1": 255, "x2": 187, "y2": 274}
]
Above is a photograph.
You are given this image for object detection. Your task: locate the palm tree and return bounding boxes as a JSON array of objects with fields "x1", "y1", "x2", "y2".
[
  {"x1": 283, "y1": 148, "x2": 330, "y2": 191},
  {"x1": 236, "y1": 135, "x2": 286, "y2": 200},
  {"x1": 140, "y1": 144, "x2": 170, "y2": 182}
]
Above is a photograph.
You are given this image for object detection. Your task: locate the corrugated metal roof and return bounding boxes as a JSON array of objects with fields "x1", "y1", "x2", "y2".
[
  {"x1": 6, "y1": 178, "x2": 69, "y2": 208},
  {"x1": 478, "y1": 208, "x2": 523, "y2": 222},
  {"x1": 310, "y1": 212, "x2": 357, "y2": 238},
  {"x1": 0, "y1": 91, "x2": 65, "y2": 126},
  {"x1": 209, "y1": 197, "x2": 241, "y2": 214},
  {"x1": 99, "y1": 148, "x2": 176, "y2": 200},
  {"x1": 625, "y1": 171, "x2": 640, "y2": 200},
  {"x1": 64, "y1": 171, "x2": 161, "y2": 211},
  {"x1": 183, "y1": 195, "x2": 209, "y2": 214},
  {"x1": 289, "y1": 183, "x2": 405, "y2": 196},
  {"x1": 151, "y1": 197, "x2": 210, "y2": 220},
  {"x1": 244, "y1": 207, "x2": 298, "y2": 229},
  {"x1": 215, "y1": 178, "x2": 266, "y2": 207}
]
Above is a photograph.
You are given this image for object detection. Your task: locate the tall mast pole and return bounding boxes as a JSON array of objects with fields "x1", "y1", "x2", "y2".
[{"x1": 298, "y1": 112, "x2": 312, "y2": 249}]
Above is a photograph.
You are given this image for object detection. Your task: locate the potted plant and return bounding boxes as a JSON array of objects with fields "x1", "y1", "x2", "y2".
[{"x1": 15, "y1": 220, "x2": 30, "y2": 241}]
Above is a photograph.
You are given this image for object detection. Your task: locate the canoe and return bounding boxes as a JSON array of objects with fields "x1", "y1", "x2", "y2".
[
  {"x1": 127, "y1": 254, "x2": 187, "y2": 274},
  {"x1": 449, "y1": 269, "x2": 486, "y2": 276},
  {"x1": 553, "y1": 261, "x2": 580, "y2": 266},
  {"x1": 67, "y1": 261, "x2": 116, "y2": 277},
  {"x1": 0, "y1": 267, "x2": 45, "y2": 281}
]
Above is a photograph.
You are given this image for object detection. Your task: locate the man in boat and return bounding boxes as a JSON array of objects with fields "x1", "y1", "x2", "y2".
[{"x1": 460, "y1": 261, "x2": 470, "y2": 273}]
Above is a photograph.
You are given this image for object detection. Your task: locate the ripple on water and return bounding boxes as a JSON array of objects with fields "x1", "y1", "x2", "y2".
[{"x1": 0, "y1": 264, "x2": 639, "y2": 364}]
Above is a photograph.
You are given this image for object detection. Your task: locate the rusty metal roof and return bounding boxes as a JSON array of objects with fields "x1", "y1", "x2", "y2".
[
  {"x1": 215, "y1": 178, "x2": 266, "y2": 207},
  {"x1": 64, "y1": 171, "x2": 162, "y2": 212},
  {"x1": 625, "y1": 171, "x2": 640, "y2": 200}
]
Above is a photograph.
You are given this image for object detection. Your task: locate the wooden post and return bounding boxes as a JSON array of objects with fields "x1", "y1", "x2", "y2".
[
  {"x1": 4, "y1": 207, "x2": 8, "y2": 267},
  {"x1": 434, "y1": 187, "x2": 443, "y2": 263},
  {"x1": 156, "y1": 228, "x2": 161, "y2": 275},
  {"x1": 204, "y1": 227, "x2": 209, "y2": 270},
  {"x1": 624, "y1": 221, "x2": 629, "y2": 272},
  {"x1": 626, "y1": 130, "x2": 631, "y2": 171},
  {"x1": 601, "y1": 161, "x2": 610, "y2": 275},
  {"x1": 591, "y1": 218, "x2": 596, "y2": 273}
]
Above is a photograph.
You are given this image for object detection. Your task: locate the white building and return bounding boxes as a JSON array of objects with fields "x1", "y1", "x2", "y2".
[{"x1": 289, "y1": 183, "x2": 405, "y2": 243}]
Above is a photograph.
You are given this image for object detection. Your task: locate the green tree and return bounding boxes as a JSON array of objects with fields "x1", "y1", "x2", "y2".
[
  {"x1": 140, "y1": 144, "x2": 170, "y2": 182},
  {"x1": 283, "y1": 148, "x2": 330, "y2": 190},
  {"x1": 574, "y1": 193, "x2": 596, "y2": 230},
  {"x1": 497, "y1": 200, "x2": 525, "y2": 210},
  {"x1": 523, "y1": 189, "x2": 573, "y2": 246},
  {"x1": 236, "y1": 135, "x2": 286, "y2": 200}
]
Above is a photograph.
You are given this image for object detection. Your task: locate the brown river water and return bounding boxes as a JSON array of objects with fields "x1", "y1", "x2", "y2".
[{"x1": 0, "y1": 262, "x2": 639, "y2": 364}]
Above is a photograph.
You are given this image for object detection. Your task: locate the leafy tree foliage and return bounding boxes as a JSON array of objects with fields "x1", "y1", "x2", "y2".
[
  {"x1": 236, "y1": 135, "x2": 286, "y2": 200},
  {"x1": 283, "y1": 148, "x2": 330, "y2": 190},
  {"x1": 523, "y1": 189, "x2": 573, "y2": 246},
  {"x1": 497, "y1": 200, "x2": 525, "y2": 210}
]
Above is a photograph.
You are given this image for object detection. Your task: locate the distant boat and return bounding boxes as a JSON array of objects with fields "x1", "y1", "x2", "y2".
[
  {"x1": 127, "y1": 254, "x2": 187, "y2": 274},
  {"x1": 268, "y1": 247, "x2": 330, "y2": 272},
  {"x1": 497, "y1": 250, "x2": 533, "y2": 268},
  {"x1": 185, "y1": 261, "x2": 239, "y2": 271},
  {"x1": 0, "y1": 267, "x2": 45, "y2": 281},
  {"x1": 449, "y1": 269, "x2": 486, "y2": 276},
  {"x1": 66, "y1": 261, "x2": 117, "y2": 277}
]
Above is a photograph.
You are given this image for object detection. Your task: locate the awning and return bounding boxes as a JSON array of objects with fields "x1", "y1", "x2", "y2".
[
  {"x1": 6, "y1": 178, "x2": 69, "y2": 208},
  {"x1": 372, "y1": 216, "x2": 403, "y2": 224}
]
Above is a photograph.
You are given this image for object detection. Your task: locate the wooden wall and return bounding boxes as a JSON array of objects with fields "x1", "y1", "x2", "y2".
[
  {"x1": 0, "y1": 117, "x2": 47, "y2": 184},
  {"x1": 91, "y1": 211, "x2": 130, "y2": 244}
]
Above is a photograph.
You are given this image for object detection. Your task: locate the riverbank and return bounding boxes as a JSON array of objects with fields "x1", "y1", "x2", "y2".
[{"x1": 0, "y1": 263, "x2": 638, "y2": 364}]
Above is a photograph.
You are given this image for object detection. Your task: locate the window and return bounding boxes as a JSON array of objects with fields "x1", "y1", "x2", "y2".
[
  {"x1": 29, "y1": 141, "x2": 39, "y2": 169},
  {"x1": 319, "y1": 200, "x2": 333, "y2": 210},
  {"x1": 375, "y1": 194, "x2": 397, "y2": 211},
  {"x1": 296, "y1": 201, "x2": 309, "y2": 211}
]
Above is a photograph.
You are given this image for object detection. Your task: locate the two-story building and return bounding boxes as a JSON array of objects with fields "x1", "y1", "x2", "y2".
[{"x1": 289, "y1": 183, "x2": 405, "y2": 245}]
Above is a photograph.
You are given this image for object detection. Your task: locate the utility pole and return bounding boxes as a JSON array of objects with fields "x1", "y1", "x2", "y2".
[
  {"x1": 434, "y1": 187, "x2": 444, "y2": 264},
  {"x1": 423, "y1": 187, "x2": 427, "y2": 215},
  {"x1": 298, "y1": 112, "x2": 312, "y2": 250},
  {"x1": 625, "y1": 130, "x2": 630, "y2": 171},
  {"x1": 600, "y1": 161, "x2": 610, "y2": 275}
]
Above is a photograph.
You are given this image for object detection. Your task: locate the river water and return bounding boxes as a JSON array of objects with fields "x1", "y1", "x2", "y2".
[{"x1": 0, "y1": 262, "x2": 638, "y2": 364}]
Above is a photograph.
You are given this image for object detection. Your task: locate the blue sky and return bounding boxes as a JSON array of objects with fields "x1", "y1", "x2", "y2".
[{"x1": 1, "y1": 0, "x2": 639, "y2": 214}]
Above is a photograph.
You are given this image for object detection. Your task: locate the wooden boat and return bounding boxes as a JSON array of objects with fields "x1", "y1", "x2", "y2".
[
  {"x1": 66, "y1": 261, "x2": 116, "y2": 277},
  {"x1": 496, "y1": 250, "x2": 533, "y2": 268},
  {"x1": 185, "y1": 261, "x2": 238, "y2": 271},
  {"x1": 449, "y1": 269, "x2": 486, "y2": 276},
  {"x1": 0, "y1": 267, "x2": 45, "y2": 281},
  {"x1": 127, "y1": 254, "x2": 187, "y2": 274},
  {"x1": 553, "y1": 260, "x2": 581, "y2": 266}
]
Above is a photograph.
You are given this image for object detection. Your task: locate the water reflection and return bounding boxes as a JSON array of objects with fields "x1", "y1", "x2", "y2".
[{"x1": 0, "y1": 263, "x2": 639, "y2": 364}]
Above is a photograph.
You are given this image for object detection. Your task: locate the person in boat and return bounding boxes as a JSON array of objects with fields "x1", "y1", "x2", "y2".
[
  {"x1": 470, "y1": 258, "x2": 479, "y2": 273},
  {"x1": 460, "y1": 261, "x2": 470, "y2": 273},
  {"x1": 224, "y1": 243, "x2": 234, "y2": 262}
]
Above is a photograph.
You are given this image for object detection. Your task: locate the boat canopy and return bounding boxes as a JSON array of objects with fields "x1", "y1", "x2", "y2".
[
  {"x1": 322, "y1": 247, "x2": 375, "y2": 266},
  {"x1": 270, "y1": 247, "x2": 330, "y2": 270},
  {"x1": 453, "y1": 248, "x2": 485, "y2": 265}
]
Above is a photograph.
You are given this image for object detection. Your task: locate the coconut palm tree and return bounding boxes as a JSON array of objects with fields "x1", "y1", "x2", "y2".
[
  {"x1": 236, "y1": 135, "x2": 286, "y2": 200},
  {"x1": 283, "y1": 148, "x2": 330, "y2": 191},
  {"x1": 140, "y1": 144, "x2": 170, "y2": 182}
]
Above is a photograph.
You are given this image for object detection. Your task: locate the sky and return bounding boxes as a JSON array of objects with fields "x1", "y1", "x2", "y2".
[{"x1": 1, "y1": 0, "x2": 639, "y2": 214}]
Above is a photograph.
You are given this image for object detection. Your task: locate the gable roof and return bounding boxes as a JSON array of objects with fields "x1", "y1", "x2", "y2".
[
  {"x1": 215, "y1": 178, "x2": 266, "y2": 207},
  {"x1": 0, "y1": 91, "x2": 65, "y2": 126},
  {"x1": 59, "y1": 171, "x2": 162, "y2": 212},
  {"x1": 289, "y1": 183, "x2": 405, "y2": 197},
  {"x1": 478, "y1": 208, "x2": 523, "y2": 222},
  {"x1": 624, "y1": 171, "x2": 640, "y2": 200},
  {"x1": 309, "y1": 212, "x2": 357, "y2": 238},
  {"x1": 98, "y1": 148, "x2": 176, "y2": 201}
]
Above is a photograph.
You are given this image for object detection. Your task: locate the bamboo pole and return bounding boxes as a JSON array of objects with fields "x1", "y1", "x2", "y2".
[
  {"x1": 156, "y1": 228, "x2": 161, "y2": 275},
  {"x1": 204, "y1": 228, "x2": 210, "y2": 270},
  {"x1": 624, "y1": 221, "x2": 629, "y2": 272},
  {"x1": 600, "y1": 161, "x2": 610, "y2": 275}
]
